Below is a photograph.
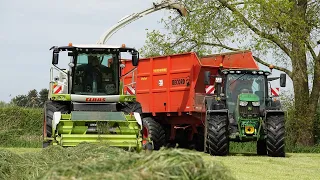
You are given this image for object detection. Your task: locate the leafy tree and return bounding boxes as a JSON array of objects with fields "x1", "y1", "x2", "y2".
[
  {"x1": 141, "y1": 0, "x2": 320, "y2": 146},
  {"x1": 10, "y1": 95, "x2": 29, "y2": 107},
  {"x1": 10, "y1": 88, "x2": 49, "y2": 108},
  {"x1": 39, "y1": 88, "x2": 49, "y2": 107}
]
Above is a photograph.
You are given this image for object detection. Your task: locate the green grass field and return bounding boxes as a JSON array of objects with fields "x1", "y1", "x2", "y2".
[{"x1": 1, "y1": 147, "x2": 319, "y2": 180}]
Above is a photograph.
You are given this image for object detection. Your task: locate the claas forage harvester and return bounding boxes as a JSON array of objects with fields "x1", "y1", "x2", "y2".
[{"x1": 121, "y1": 50, "x2": 287, "y2": 157}]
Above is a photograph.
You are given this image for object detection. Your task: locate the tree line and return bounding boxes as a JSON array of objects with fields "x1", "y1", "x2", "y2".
[{"x1": 0, "y1": 89, "x2": 49, "y2": 108}]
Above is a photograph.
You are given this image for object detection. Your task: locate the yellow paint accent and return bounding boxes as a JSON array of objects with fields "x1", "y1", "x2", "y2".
[
  {"x1": 141, "y1": 77, "x2": 148, "y2": 80},
  {"x1": 153, "y1": 68, "x2": 167, "y2": 73},
  {"x1": 245, "y1": 126, "x2": 255, "y2": 134}
]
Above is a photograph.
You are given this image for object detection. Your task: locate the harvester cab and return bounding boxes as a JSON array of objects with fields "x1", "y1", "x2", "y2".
[
  {"x1": 43, "y1": 43, "x2": 152, "y2": 151},
  {"x1": 204, "y1": 63, "x2": 287, "y2": 157}
]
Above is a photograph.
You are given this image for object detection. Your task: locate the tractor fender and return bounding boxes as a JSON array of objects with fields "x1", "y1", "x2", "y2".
[
  {"x1": 52, "y1": 112, "x2": 61, "y2": 132},
  {"x1": 206, "y1": 109, "x2": 229, "y2": 116},
  {"x1": 133, "y1": 112, "x2": 143, "y2": 130},
  {"x1": 264, "y1": 110, "x2": 285, "y2": 118}
]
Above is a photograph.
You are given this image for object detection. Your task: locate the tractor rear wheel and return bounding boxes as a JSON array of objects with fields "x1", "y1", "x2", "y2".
[
  {"x1": 266, "y1": 115, "x2": 285, "y2": 157},
  {"x1": 142, "y1": 117, "x2": 166, "y2": 150},
  {"x1": 206, "y1": 114, "x2": 229, "y2": 156},
  {"x1": 43, "y1": 101, "x2": 68, "y2": 148},
  {"x1": 257, "y1": 139, "x2": 267, "y2": 155}
]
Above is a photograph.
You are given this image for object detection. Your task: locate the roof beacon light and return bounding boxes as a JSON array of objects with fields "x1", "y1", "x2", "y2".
[
  {"x1": 219, "y1": 63, "x2": 223, "y2": 68},
  {"x1": 68, "y1": 42, "x2": 73, "y2": 47},
  {"x1": 121, "y1": 44, "x2": 126, "y2": 48}
]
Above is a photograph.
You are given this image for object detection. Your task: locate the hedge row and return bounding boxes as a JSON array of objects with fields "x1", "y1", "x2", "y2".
[{"x1": 0, "y1": 107, "x2": 42, "y2": 147}]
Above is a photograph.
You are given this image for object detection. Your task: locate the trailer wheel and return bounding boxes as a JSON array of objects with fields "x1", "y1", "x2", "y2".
[
  {"x1": 142, "y1": 117, "x2": 166, "y2": 150},
  {"x1": 257, "y1": 139, "x2": 267, "y2": 155},
  {"x1": 43, "y1": 101, "x2": 68, "y2": 148},
  {"x1": 266, "y1": 115, "x2": 285, "y2": 157},
  {"x1": 206, "y1": 114, "x2": 229, "y2": 156}
]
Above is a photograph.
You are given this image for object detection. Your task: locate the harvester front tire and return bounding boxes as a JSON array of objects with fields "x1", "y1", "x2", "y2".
[
  {"x1": 206, "y1": 114, "x2": 229, "y2": 156},
  {"x1": 43, "y1": 101, "x2": 68, "y2": 148},
  {"x1": 266, "y1": 115, "x2": 285, "y2": 157},
  {"x1": 142, "y1": 117, "x2": 166, "y2": 150}
]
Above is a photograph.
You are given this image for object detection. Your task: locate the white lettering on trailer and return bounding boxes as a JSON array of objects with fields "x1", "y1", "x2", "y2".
[{"x1": 158, "y1": 80, "x2": 163, "y2": 86}]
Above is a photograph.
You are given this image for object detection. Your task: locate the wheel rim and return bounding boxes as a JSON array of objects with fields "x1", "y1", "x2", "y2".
[{"x1": 142, "y1": 126, "x2": 149, "y2": 145}]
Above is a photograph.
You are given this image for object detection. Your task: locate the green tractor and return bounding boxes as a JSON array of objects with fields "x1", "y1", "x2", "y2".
[
  {"x1": 43, "y1": 43, "x2": 152, "y2": 151},
  {"x1": 204, "y1": 67, "x2": 287, "y2": 157}
]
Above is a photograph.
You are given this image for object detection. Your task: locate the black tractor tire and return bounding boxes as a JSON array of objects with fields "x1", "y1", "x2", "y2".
[
  {"x1": 43, "y1": 101, "x2": 68, "y2": 148},
  {"x1": 257, "y1": 139, "x2": 267, "y2": 155},
  {"x1": 142, "y1": 117, "x2": 166, "y2": 150},
  {"x1": 266, "y1": 115, "x2": 285, "y2": 157},
  {"x1": 206, "y1": 114, "x2": 229, "y2": 156}
]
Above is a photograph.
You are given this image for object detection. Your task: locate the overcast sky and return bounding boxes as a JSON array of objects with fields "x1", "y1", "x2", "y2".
[{"x1": 0, "y1": 0, "x2": 292, "y2": 102}]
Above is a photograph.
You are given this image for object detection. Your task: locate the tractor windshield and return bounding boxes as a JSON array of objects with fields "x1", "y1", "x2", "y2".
[
  {"x1": 225, "y1": 73, "x2": 266, "y2": 114},
  {"x1": 72, "y1": 53, "x2": 119, "y2": 95}
]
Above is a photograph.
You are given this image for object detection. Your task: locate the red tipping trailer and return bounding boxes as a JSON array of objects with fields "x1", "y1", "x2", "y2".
[{"x1": 121, "y1": 50, "x2": 259, "y2": 149}]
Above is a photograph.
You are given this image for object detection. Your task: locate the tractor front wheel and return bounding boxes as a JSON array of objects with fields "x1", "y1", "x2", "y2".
[
  {"x1": 266, "y1": 115, "x2": 285, "y2": 157},
  {"x1": 142, "y1": 117, "x2": 166, "y2": 150},
  {"x1": 206, "y1": 114, "x2": 229, "y2": 156}
]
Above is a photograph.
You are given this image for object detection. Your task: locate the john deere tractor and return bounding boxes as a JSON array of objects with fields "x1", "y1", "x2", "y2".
[
  {"x1": 43, "y1": 43, "x2": 151, "y2": 151},
  {"x1": 204, "y1": 67, "x2": 287, "y2": 157}
]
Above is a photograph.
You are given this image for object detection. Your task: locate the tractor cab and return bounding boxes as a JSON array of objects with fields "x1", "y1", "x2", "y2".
[{"x1": 222, "y1": 69, "x2": 271, "y2": 117}]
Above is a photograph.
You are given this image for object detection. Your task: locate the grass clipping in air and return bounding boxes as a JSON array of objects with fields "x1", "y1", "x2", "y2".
[{"x1": 0, "y1": 143, "x2": 235, "y2": 180}]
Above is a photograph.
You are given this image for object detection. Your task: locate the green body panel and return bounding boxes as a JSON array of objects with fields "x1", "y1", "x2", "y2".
[
  {"x1": 50, "y1": 94, "x2": 71, "y2": 101},
  {"x1": 230, "y1": 93, "x2": 263, "y2": 141},
  {"x1": 51, "y1": 111, "x2": 144, "y2": 152},
  {"x1": 238, "y1": 93, "x2": 259, "y2": 102},
  {"x1": 119, "y1": 95, "x2": 136, "y2": 102}
]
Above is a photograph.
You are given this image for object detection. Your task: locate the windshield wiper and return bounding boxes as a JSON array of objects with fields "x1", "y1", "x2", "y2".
[{"x1": 229, "y1": 73, "x2": 247, "y2": 86}]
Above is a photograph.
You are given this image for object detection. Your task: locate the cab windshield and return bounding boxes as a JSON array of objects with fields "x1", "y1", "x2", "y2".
[
  {"x1": 225, "y1": 74, "x2": 266, "y2": 113},
  {"x1": 72, "y1": 53, "x2": 119, "y2": 95}
]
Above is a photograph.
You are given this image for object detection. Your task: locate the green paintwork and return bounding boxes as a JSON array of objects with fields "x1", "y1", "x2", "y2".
[
  {"x1": 50, "y1": 111, "x2": 145, "y2": 152},
  {"x1": 50, "y1": 94, "x2": 71, "y2": 101},
  {"x1": 119, "y1": 95, "x2": 136, "y2": 102},
  {"x1": 71, "y1": 111, "x2": 127, "y2": 121},
  {"x1": 239, "y1": 93, "x2": 259, "y2": 102}
]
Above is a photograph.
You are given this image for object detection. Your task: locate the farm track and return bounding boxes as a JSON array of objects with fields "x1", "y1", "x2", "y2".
[{"x1": 1, "y1": 147, "x2": 320, "y2": 180}]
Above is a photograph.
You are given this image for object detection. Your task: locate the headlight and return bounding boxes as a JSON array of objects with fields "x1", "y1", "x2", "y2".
[
  {"x1": 239, "y1": 101, "x2": 248, "y2": 106},
  {"x1": 252, "y1": 101, "x2": 260, "y2": 106},
  {"x1": 215, "y1": 77, "x2": 222, "y2": 83}
]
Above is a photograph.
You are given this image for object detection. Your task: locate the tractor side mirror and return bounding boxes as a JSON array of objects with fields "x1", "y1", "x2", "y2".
[
  {"x1": 132, "y1": 52, "x2": 139, "y2": 66},
  {"x1": 280, "y1": 73, "x2": 286, "y2": 87},
  {"x1": 52, "y1": 52, "x2": 59, "y2": 65},
  {"x1": 204, "y1": 71, "x2": 211, "y2": 85}
]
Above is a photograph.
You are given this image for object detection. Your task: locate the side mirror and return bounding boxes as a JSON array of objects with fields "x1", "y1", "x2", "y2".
[
  {"x1": 280, "y1": 73, "x2": 286, "y2": 87},
  {"x1": 204, "y1": 71, "x2": 211, "y2": 85},
  {"x1": 52, "y1": 52, "x2": 59, "y2": 65},
  {"x1": 132, "y1": 52, "x2": 139, "y2": 66}
]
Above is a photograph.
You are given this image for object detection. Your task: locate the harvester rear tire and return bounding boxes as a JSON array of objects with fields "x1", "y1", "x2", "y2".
[
  {"x1": 206, "y1": 114, "x2": 229, "y2": 156},
  {"x1": 43, "y1": 101, "x2": 68, "y2": 148},
  {"x1": 142, "y1": 117, "x2": 166, "y2": 150},
  {"x1": 257, "y1": 139, "x2": 267, "y2": 155},
  {"x1": 266, "y1": 115, "x2": 285, "y2": 157}
]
